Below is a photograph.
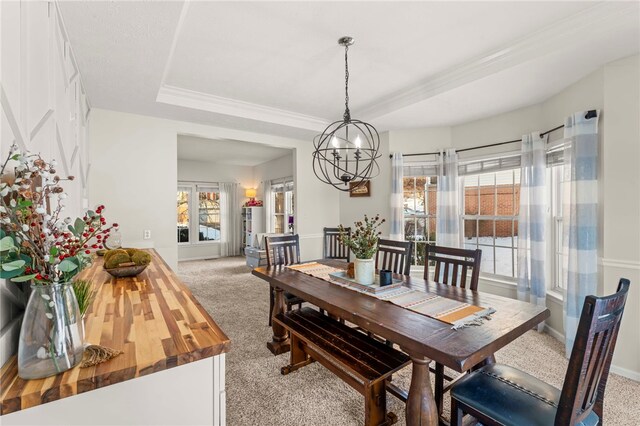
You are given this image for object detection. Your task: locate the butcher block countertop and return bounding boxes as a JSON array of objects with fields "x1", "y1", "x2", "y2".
[{"x1": 0, "y1": 249, "x2": 230, "y2": 415}]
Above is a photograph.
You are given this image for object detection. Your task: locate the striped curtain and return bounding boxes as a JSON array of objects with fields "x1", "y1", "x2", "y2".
[
  {"x1": 436, "y1": 149, "x2": 460, "y2": 248},
  {"x1": 389, "y1": 153, "x2": 404, "y2": 240},
  {"x1": 563, "y1": 111, "x2": 599, "y2": 356},
  {"x1": 517, "y1": 132, "x2": 546, "y2": 332}
]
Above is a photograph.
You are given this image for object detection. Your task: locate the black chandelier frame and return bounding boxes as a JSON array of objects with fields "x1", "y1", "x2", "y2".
[{"x1": 312, "y1": 36, "x2": 381, "y2": 192}]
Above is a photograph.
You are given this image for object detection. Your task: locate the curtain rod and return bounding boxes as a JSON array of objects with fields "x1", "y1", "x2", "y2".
[{"x1": 390, "y1": 110, "x2": 597, "y2": 159}]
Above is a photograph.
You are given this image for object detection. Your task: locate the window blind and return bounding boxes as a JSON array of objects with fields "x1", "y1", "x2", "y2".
[
  {"x1": 403, "y1": 145, "x2": 564, "y2": 177},
  {"x1": 196, "y1": 184, "x2": 219, "y2": 193},
  {"x1": 270, "y1": 177, "x2": 294, "y2": 191},
  {"x1": 403, "y1": 162, "x2": 439, "y2": 177}
]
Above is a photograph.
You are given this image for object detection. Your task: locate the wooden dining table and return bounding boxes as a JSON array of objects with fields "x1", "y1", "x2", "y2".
[{"x1": 252, "y1": 259, "x2": 549, "y2": 426}]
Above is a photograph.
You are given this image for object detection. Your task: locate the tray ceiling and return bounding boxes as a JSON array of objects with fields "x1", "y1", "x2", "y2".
[{"x1": 59, "y1": 1, "x2": 640, "y2": 139}]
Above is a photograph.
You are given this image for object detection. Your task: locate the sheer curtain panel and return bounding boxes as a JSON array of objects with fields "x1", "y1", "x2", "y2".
[
  {"x1": 562, "y1": 111, "x2": 599, "y2": 356},
  {"x1": 220, "y1": 182, "x2": 240, "y2": 257},
  {"x1": 263, "y1": 182, "x2": 272, "y2": 233},
  {"x1": 390, "y1": 153, "x2": 404, "y2": 241},
  {"x1": 516, "y1": 132, "x2": 547, "y2": 331}
]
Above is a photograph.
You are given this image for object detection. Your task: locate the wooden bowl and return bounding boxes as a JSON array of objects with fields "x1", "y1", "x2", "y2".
[{"x1": 104, "y1": 264, "x2": 148, "y2": 278}]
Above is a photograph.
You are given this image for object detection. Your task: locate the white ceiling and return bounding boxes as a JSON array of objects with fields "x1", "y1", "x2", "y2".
[
  {"x1": 59, "y1": 1, "x2": 640, "y2": 140},
  {"x1": 177, "y1": 135, "x2": 291, "y2": 166}
]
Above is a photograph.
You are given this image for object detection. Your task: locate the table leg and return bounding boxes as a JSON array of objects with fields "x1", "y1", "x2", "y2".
[
  {"x1": 471, "y1": 354, "x2": 496, "y2": 371},
  {"x1": 267, "y1": 286, "x2": 290, "y2": 355},
  {"x1": 406, "y1": 355, "x2": 438, "y2": 426}
]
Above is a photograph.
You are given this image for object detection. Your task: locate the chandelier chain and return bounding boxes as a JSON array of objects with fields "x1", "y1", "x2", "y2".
[
  {"x1": 343, "y1": 44, "x2": 350, "y2": 122},
  {"x1": 312, "y1": 36, "x2": 381, "y2": 192}
]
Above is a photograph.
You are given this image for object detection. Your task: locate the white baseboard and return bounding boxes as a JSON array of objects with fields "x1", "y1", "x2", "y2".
[
  {"x1": 610, "y1": 365, "x2": 640, "y2": 382},
  {"x1": 543, "y1": 324, "x2": 564, "y2": 342},
  {"x1": 178, "y1": 255, "x2": 222, "y2": 262},
  {"x1": 544, "y1": 325, "x2": 640, "y2": 382}
]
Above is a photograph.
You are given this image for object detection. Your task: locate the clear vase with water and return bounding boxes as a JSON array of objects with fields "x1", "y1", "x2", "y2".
[{"x1": 18, "y1": 282, "x2": 85, "y2": 379}]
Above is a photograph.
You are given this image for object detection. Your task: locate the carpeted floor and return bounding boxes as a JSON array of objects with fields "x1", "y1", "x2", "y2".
[{"x1": 178, "y1": 256, "x2": 640, "y2": 426}]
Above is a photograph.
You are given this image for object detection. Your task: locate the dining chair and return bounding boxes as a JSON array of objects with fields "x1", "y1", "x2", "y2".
[
  {"x1": 423, "y1": 244, "x2": 483, "y2": 415},
  {"x1": 375, "y1": 238, "x2": 412, "y2": 276},
  {"x1": 265, "y1": 234, "x2": 305, "y2": 326},
  {"x1": 424, "y1": 243, "x2": 482, "y2": 289},
  {"x1": 450, "y1": 278, "x2": 631, "y2": 426},
  {"x1": 323, "y1": 227, "x2": 351, "y2": 262}
]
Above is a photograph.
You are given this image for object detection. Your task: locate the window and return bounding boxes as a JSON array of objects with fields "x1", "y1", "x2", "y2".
[
  {"x1": 403, "y1": 176, "x2": 437, "y2": 266},
  {"x1": 549, "y1": 164, "x2": 564, "y2": 292},
  {"x1": 271, "y1": 178, "x2": 294, "y2": 233},
  {"x1": 403, "y1": 148, "x2": 568, "y2": 286},
  {"x1": 462, "y1": 169, "x2": 520, "y2": 278},
  {"x1": 177, "y1": 188, "x2": 190, "y2": 243},
  {"x1": 198, "y1": 191, "x2": 220, "y2": 242},
  {"x1": 177, "y1": 183, "x2": 221, "y2": 244}
]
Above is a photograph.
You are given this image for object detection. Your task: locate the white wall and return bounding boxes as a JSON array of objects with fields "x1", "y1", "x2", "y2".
[
  {"x1": 601, "y1": 55, "x2": 640, "y2": 378},
  {"x1": 177, "y1": 159, "x2": 254, "y2": 261},
  {"x1": 178, "y1": 159, "x2": 254, "y2": 187},
  {"x1": 89, "y1": 110, "x2": 178, "y2": 266},
  {"x1": 339, "y1": 132, "x2": 392, "y2": 236},
  {"x1": 388, "y1": 54, "x2": 640, "y2": 380},
  {"x1": 0, "y1": 1, "x2": 91, "y2": 366},
  {"x1": 253, "y1": 153, "x2": 294, "y2": 202},
  {"x1": 89, "y1": 109, "x2": 339, "y2": 268}
]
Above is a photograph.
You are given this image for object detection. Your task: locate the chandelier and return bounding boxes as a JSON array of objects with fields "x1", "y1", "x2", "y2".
[{"x1": 312, "y1": 37, "x2": 381, "y2": 192}]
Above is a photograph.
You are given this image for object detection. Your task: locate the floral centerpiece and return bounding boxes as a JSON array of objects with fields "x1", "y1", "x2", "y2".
[
  {"x1": 338, "y1": 214, "x2": 385, "y2": 285},
  {"x1": 0, "y1": 145, "x2": 117, "y2": 379}
]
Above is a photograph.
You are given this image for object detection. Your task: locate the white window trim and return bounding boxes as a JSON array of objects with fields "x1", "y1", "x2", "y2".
[
  {"x1": 402, "y1": 176, "x2": 438, "y2": 266},
  {"x1": 270, "y1": 177, "x2": 294, "y2": 234},
  {"x1": 460, "y1": 169, "x2": 520, "y2": 280},
  {"x1": 177, "y1": 182, "x2": 221, "y2": 246}
]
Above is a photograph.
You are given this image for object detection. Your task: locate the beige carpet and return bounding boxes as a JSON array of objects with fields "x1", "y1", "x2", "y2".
[{"x1": 178, "y1": 256, "x2": 640, "y2": 426}]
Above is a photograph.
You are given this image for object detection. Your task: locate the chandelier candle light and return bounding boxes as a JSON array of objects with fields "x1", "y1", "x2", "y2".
[{"x1": 313, "y1": 37, "x2": 381, "y2": 191}]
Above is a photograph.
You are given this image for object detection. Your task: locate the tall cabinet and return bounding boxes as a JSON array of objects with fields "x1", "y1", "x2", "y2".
[{"x1": 242, "y1": 206, "x2": 264, "y2": 248}]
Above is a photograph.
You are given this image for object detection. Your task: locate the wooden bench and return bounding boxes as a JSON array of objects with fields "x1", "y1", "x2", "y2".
[{"x1": 274, "y1": 308, "x2": 411, "y2": 426}]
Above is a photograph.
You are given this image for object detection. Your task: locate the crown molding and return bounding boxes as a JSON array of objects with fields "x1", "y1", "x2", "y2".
[
  {"x1": 359, "y1": 2, "x2": 637, "y2": 120},
  {"x1": 156, "y1": 84, "x2": 328, "y2": 132},
  {"x1": 157, "y1": 1, "x2": 328, "y2": 132}
]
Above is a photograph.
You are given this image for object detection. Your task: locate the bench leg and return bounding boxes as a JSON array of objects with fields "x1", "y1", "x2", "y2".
[
  {"x1": 281, "y1": 335, "x2": 314, "y2": 375},
  {"x1": 267, "y1": 287, "x2": 290, "y2": 355},
  {"x1": 365, "y1": 381, "x2": 396, "y2": 426}
]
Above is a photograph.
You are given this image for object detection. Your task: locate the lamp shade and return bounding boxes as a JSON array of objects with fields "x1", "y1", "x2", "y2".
[{"x1": 245, "y1": 188, "x2": 257, "y2": 198}]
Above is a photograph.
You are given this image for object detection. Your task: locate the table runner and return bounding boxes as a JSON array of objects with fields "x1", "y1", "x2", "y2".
[{"x1": 287, "y1": 262, "x2": 495, "y2": 329}]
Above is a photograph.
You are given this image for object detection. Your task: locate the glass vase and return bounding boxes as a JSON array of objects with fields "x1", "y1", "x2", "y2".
[{"x1": 18, "y1": 282, "x2": 85, "y2": 379}]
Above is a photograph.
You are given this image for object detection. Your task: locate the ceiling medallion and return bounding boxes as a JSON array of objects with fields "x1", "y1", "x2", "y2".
[{"x1": 312, "y1": 36, "x2": 381, "y2": 192}]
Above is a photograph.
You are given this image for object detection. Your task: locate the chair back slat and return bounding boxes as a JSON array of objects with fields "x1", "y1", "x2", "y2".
[
  {"x1": 423, "y1": 244, "x2": 482, "y2": 290},
  {"x1": 375, "y1": 239, "x2": 412, "y2": 276},
  {"x1": 460, "y1": 266, "x2": 467, "y2": 287},
  {"x1": 323, "y1": 227, "x2": 351, "y2": 262},
  {"x1": 265, "y1": 234, "x2": 301, "y2": 267},
  {"x1": 556, "y1": 278, "x2": 630, "y2": 425}
]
